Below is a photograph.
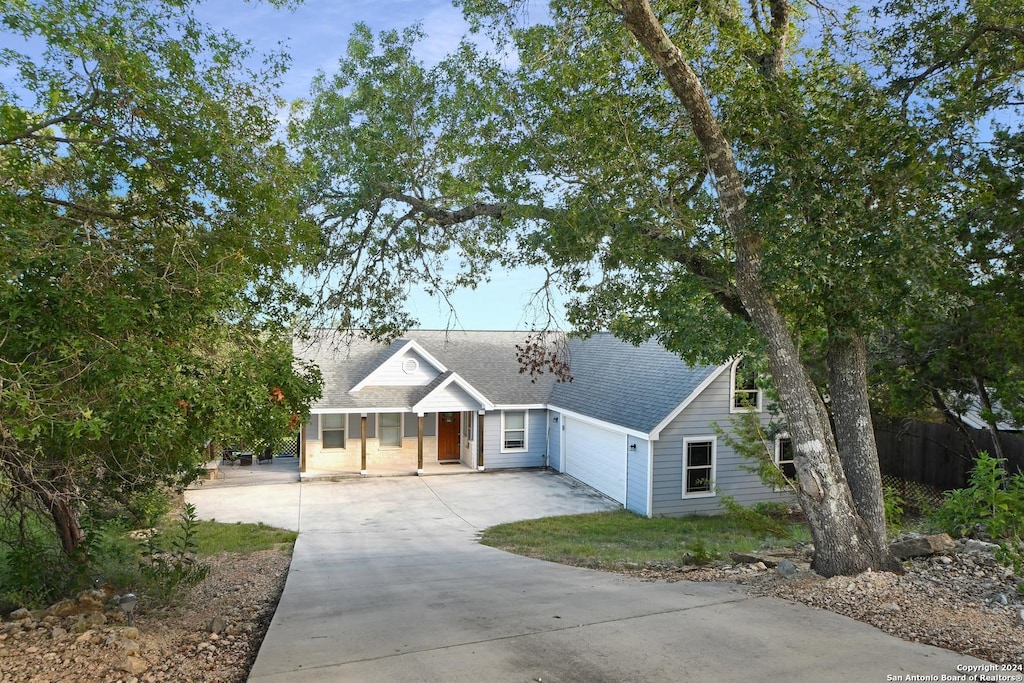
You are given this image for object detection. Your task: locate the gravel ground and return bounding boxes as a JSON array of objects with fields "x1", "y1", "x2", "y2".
[
  {"x1": 2, "y1": 539, "x2": 1022, "y2": 681},
  {"x1": 625, "y1": 538, "x2": 1024, "y2": 668},
  {"x1": 0, "y1": 549, "x2": 289, "y2": 683}
]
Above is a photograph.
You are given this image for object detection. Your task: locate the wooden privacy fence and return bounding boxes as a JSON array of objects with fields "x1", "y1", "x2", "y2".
[{"x1": 875, "y1": 419, "x2": 1024, "y2": 494}]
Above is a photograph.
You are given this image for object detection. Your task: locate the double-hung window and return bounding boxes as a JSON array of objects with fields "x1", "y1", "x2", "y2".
[
  {"x1": 502, "y1": 410, "x2": 527, "y2": 451},
  {"x1": 683, "y1": 437, "x2": 716, "y2": 497},
  {"x1": 379, "y1": 413, "x2": 401, "y2": 447},
  {"x1": 322, "y1": 414, "x2": 346, "y2": 449},
  {"x1": 775, "y1": 435, "x2": 796, "y2": 481}
]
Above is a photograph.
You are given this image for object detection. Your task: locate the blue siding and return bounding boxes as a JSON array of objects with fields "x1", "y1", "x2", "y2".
[
  {"x1": 483, "y1": 408, "x2": 548, "y2": 469},
  {"x1": 625, "y1": 438, "x2": 649, "y2": 515},
  {"x1": 651, "y1": 372, "x2": 795, "y2": 516}
]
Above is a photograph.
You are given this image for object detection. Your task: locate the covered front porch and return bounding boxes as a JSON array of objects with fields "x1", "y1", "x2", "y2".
[{"x1": 300, "y1": 409, "x2": 488, "y2": 479}]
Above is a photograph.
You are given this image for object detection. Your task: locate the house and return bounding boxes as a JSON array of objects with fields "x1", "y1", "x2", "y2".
[{"x1": 295, "y1": 330, "x2": 795, "y2": 517}]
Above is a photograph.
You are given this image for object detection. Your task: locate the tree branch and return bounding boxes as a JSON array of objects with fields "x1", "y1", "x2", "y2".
[{"x1": 891, "y1": 23, "x2": 1024, "y2": 105}]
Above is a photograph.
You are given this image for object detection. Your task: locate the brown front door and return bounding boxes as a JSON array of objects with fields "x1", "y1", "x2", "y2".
[{"x1": 437, "y1": 412, "x2": 461, "y2": 461}]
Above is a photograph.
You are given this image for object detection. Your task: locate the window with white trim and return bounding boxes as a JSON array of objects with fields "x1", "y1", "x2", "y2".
[
  {"x1": 502, "y1": 410, "x2": 527, "y2": 451},
  {"x1": 322, "y1": 414, "x2": 346, "y2": 449},
  {"x1": 682, "y1": 437, "x2": 716, "y2": 497},
  {"x1": 731, "y1": 359, "x2": 762, "y2": 412},
  {"x1": 775, "y1": 435, "x2": 796, "y2": 481},
  {"x1": 379, "y1": 413, "x2": 401, "y2": 447}
]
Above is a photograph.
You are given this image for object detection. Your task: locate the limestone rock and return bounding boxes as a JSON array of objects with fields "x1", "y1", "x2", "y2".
[
  {"x1": 122, "y1": 655, "x2": 148, "y2": 675},
  {"x1": 889, "y1": 533, "x2": 955, "y2": 560},
  {"x1": 963, "y1": 539, "x2": 1000, "y2": 555}
]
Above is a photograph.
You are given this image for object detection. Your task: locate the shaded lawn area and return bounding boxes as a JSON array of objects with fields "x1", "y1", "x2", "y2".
[{"x1": 479, "y1": 509, "x2": 810, "y2": 569}]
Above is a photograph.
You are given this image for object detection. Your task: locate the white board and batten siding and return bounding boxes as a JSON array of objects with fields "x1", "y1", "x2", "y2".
[
  {"x1": 563, "y1": 416, "x2": 627, "y2": 505},
  {"x1": 482, "y1": 408, "x2": 548, "y2": 469},
  {"x1": 650, "y1": 370, "x2": 794, "y2": 516}
]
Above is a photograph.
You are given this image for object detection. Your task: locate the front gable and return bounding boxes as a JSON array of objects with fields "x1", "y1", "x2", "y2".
[
  {"x1": 413, "y1": 371, "x2": 495, "y2": 414},
  {"x1": 350, "y1": 340, "x2": 447, "y2": 392}
]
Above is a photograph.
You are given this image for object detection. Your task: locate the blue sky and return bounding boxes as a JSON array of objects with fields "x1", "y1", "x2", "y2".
[{"x1": 196, "y1": 0, "x2": 564, "y2": 331}]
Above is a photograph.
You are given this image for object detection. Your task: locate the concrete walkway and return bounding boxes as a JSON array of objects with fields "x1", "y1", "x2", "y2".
[{"x1": 187, "y1": 471, "x2": 996, "y2": 683}]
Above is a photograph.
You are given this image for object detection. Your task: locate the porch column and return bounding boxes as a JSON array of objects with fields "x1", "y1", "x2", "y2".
[
  {"x1": 477, "y1": 411, "x2": 485, "y2": 471},
  {"x1": 360, "y1": 413, "x2": 367, "y2": 476},
  {"x1": 300, "y1": 425, "x2": 307, "y2": 474},
  {"x1": 417, "y1": 414, "x2": 424, "y2": 475}
]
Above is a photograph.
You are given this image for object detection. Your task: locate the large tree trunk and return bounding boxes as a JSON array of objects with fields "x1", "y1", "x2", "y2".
[
  {"x1": 827, "y1": 332, "x2": 901, "y2": 572},
  {"x1": 619, "y1": 0, "x2": 893, "y2": 576}
]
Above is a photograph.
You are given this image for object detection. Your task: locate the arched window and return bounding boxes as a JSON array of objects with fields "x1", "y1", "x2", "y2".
[{"x1": 730, "y1": 359, "x2": 762, "y2": 412}]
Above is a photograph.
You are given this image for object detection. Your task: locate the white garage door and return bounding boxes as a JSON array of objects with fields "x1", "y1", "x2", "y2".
[{"x1": 564, "y1": 417, "x2": 626, "y2": 504}]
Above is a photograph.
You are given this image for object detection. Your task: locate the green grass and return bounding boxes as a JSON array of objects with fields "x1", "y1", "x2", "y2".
[
  {"x1": 479, "y1": 509, "x2": 809, "y2": 569},
  {"x1": 190, "y1": 520, "x2": 297, "y2": 555}
]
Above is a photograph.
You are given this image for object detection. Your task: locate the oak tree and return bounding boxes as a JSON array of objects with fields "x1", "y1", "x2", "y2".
[{"x1": 294, "y1": 0, "x2": 1022, "y2": 575}]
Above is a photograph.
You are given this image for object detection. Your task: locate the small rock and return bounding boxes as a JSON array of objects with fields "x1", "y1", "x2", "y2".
[
  {"x1": 73, "y1": 612, "x2": 105, "y2": 633},
  {"x1": 118, "y1": 626, "x2": 140, "y2": 640},
  {"x1": 75, "y1": 630, "x2": 94, "y2": 644},
  {"x1": 122, "y1": 655, "x2": 148, "y2": 675},
  {"x1": 753, "y1": 561, "x2": 767, "y2": 571},
  {"x1": 207, "y1": 616, "x2": 226, "y2": 634},
  {"x1": 776, "y1": 559, "x2": 799, "y2": 579},
  {"x1": 50, "y1": 626, "x2": 67, "y2": 640},
  {"x1": 121, "y1": 639, "x2": 140, "y2": 654},
  {"x1": 963, "y1": 539, "x2": 1000, "y2": 554},
  {"x1": 730, "y1": 552, "x2": 771, "y2": 566},
  {"x1": 8, "y1": 608, "x2": 30, "y2": 620},
  {"x1": 879, "y1": 602, "x2": 901, "y2": 613}
]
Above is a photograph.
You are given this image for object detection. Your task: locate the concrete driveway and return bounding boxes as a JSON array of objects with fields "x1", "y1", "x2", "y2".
[{"x1": 187, "y1": 471, "x2": 992, "y2": 682}]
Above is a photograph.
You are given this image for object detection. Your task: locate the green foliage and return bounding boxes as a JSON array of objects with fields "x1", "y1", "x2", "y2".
[
  {"x1": 719, "y1": 495, "x2": 790, "y2": 540},
  {"x1": 932, "y1": 453, "x2": 1024, "y2": 540},
  {"x1": 882, "y1": 485, "x2": 905, "y2": 535},
  {"x1": 995, "y1": 541, "x2": 1024, "y2": 590},
  {"x1": 715, "y1": 410, "x2": 794, "y2": 493},
  {"x1": 122, "y1": 488, "x2": 173, "y2": 530},
  {"x1": 0, "y1": 513, "x2": 77, "y2": 609},
  {"x1": 680, "y1": 538, "x2": 713, "y2": 566},
  {"x1": 138, "y1": 503, "x2": 210, "y2": 603},
  {"x1": 0, "y1": 0, "x2": 322, "y2": 558}
]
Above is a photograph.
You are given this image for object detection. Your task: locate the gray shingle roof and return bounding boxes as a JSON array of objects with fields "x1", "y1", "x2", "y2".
[
  {"x1": 552, "y1": 335, "x2": 720, "y2": 433},
  {"x1": 296, "y1": 330, "x2": 721, "y2": 434}
]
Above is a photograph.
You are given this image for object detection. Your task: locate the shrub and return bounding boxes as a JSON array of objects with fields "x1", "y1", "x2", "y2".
[
  {"x1": 883, "y1": 485, "x2": 905, "y2": 535},
  {"x1": 932, "y1": 452, "x2": 1024, "y2": 540},
  {"x1": 720, "y1": 495, "x2": 789, "y2": 539},
  {"x1": 0, "y1": 509, "x2": 81, "y2": 609},
  {"x1": 139, "y1": 503, "x2": 210, "y2": 603}
]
